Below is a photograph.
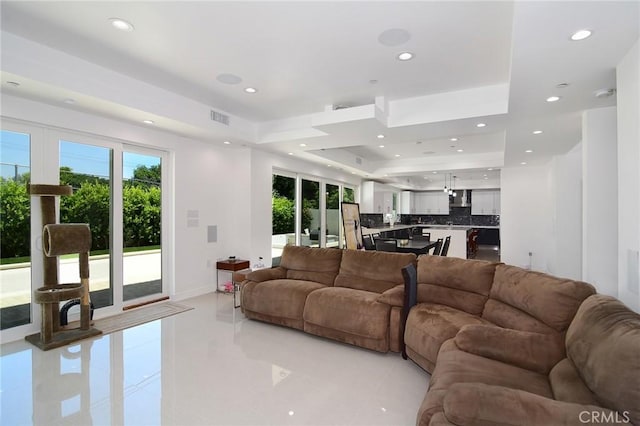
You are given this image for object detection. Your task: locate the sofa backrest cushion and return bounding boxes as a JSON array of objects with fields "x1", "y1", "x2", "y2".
[
  {"x1": 335, "y1": 250, "x2": 416, "y2": 293},
  {"x1": 416, "y1": 256, "x2": 498, "y2": 315},
  {"x1": 483, "y1": 265, "x2": 596, "y2": 333},
  {"x1": 565, "y1": 294, "x2": 640, "y2": 425},
  {"x1": 280, "y1": 245, "x2": 343, "y2": 286}
]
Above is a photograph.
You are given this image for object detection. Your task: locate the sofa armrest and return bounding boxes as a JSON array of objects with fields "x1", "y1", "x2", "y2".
[
  {"x1": 246, "y1": 266, "x2": 287, "y2": 283},
  {"x1": 443, "y1": 383, "x2": 623, "y2": 426},
  {"x1": 377, "y1": 285, "x2": 404, "y2": 307},
  {"x1": 454, "y1": 324, "x2": 565, "y2": 375}
]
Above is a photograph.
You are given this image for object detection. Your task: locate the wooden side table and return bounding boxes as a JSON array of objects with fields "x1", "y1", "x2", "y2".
[{"x1": 216, "y1": 259, "x2": 250, "y2": 308}]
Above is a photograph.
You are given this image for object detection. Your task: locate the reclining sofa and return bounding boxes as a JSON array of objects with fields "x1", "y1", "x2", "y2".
[
  {"x1": 241, "y1": 244, "x2": 415, "y2": 352},
  {"x1": 406, "y1": 255, "x2": 638, "y2": 426},
  {"x1": 240, "y1": 246, "x2": 640, "y2": 425}
]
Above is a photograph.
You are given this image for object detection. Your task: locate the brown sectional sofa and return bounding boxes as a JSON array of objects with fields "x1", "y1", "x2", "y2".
[
  {"x1": 241, "y1": 244, "x2": 415, "y2": 352},
  {"x1": 240, "y1": 245, "x2": 640, "y2": 425},
  {"x1": 407, "y1": 255, "x2": 639, "y2": 426}
]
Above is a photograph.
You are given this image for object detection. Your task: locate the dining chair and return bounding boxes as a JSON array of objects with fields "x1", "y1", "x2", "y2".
[
  {"x1": 375, "y1": 238, "x2": 398, "y2": 252},
  {"x1": 430, "y1": 238, "x2": 444, "y2": 256},
  {"x1": 362, "y1": 234, "x2": 376, "y2": 250},
  {"x1": 440, "y1": 236, "x2": 451, "y2": 256}
]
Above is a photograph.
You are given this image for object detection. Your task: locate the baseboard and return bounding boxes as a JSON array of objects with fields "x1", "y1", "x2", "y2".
[{"x1": 173, "y1": 284, "x2": 216, "y2": 301}]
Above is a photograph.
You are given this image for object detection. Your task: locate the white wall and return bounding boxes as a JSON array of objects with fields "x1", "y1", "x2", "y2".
[
  {"x1": 1, "y1": 94, "x2": 253, "y2": 302},
  {"x1": 582, "y1": 106, "x2": 618, "y2": 298},
  {"x1": 617, "y1": 39, "x2": 640, "y2": 312},
  {"x1": 548, "y1": 143, "x2": 583, "y2": 280},
  {"x1": 500, "y1": 164, "x2": 553, "y2": 271}
]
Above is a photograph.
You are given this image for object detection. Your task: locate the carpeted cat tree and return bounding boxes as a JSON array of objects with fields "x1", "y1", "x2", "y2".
[{"x1": 25, "y1": 184, "x2": 101, "y2": 350}]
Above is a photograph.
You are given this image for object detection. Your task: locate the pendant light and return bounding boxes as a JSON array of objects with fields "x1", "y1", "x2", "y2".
[
  {"x1": 452, "y1": 176, "x2": 457, "y2": 197},
  {"x1": 443, "y1": 173, "x2": 448, "y2": 193}
]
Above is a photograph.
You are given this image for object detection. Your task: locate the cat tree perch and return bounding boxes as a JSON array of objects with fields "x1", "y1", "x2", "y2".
[{"x1": 26, "y1": 184, "x2": 101, "y2": 350}]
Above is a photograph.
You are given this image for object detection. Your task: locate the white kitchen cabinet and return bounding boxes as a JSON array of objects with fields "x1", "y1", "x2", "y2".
[
  {"x1": 360, "y1": 181, "x2": 396, "y2": 213},
  {"x1": 472, "y1": 189, "x2": 500, "y2": 215},
  {"x1": 414, "y1": 191, "x2": 450, "y2": 214},
  {"x1": 400, "y1": 191, "x2": 414, "y2": 214}
]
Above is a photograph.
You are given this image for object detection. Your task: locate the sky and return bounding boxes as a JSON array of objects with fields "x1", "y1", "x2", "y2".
[{"x1": 0, "y1": 130, "x2": 160, "y2": 180}]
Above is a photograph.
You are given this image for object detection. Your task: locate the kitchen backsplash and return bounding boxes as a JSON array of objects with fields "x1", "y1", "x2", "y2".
[{"x1": 361, "y1": 208, "x2": 499, "y2": 228}]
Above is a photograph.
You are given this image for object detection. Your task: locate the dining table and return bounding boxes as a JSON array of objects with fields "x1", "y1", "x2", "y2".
[{"x1": 395, "y1": 238, "x2": 438, "y2": 255}]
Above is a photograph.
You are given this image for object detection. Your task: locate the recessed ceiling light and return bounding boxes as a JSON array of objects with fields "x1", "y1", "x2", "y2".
[
  {"x1": 327, "y1": 164, "x2": 332, "y2": 167},
  {"x1": 216, "y1": 73, "x2": 243, "y2": 85},
  {"x1": 487, "y1": 168, "x2": 493, "y2": 171},
  {"x1": 525, "y1": 149, "x2": 533, "y2": 153},
  {"x1": 299, "y1": 143, "x2": 307, "y2": 147},
  {"x1": 109, "y1": 18, "x2": 134, "y2": 32},
  {"x1": 432, "y1": 171, "x2": 437, "y2": 174},
  {"x1": 63, "y1": 98, "x2": 76, "y2": 104},
  {"x1": 483, "y1": 174, "x2": 488, "y2": 177},
  {"x1": 6, "y1": 81, "x2": 20, "y2": 87},
  {"x1": 244, "y1": 87, "x2": 257, "y2": 94},
  {"x1": 351, "y1": 172, "x2": 357, "y2": 175},
  {"x1": 384, "y1": 174, "x2": 389, "y2": 177},
  {"x1": 287, "y1": 152, "x2": 293, "y2": 155},
  {"x1": 484, "y1": 176, "x2": 489, "y2": 180},
  {"x1": 546, "y1": 96, "x2": 561, "y2": 102},
  {"x1": 377, "y1": 134, "x2": 385, "y2": 139},
  {"x1": 556, "y1": 82, "x2": 570, "y2": 89},
  {"x1": 142, "y1": 119, "x2": 154, "y2": 125},
  {"x1": 379, "y1": 145, "x2": 385, "y2": 148},
  {"x1": 476, "y1": 123, "x2": 486, "y2": 128},
  {"x1": 394, "y1": 154, "x2": 401, "y2": 157},
  {"x1": 570, "y1": 29, "x2": 592, "y2": 41},
  {"x1": 223, "y1": 141, "x2": 231, "y2": 145},
  {"x1": 457, "y1": 149, "x2": 464, "y2": 152},
  {"x1": 533, "y1": 130, "x2": 543, "y2": 135},
  {"x1": 450, "y1": 137, "x2": 458, "y2": 142},
  {"x1": 397, "y1": 52, "x2": 414, "y2": 61},
  {"x1": 521, "y1": 162, "x2": 527, "y2": 165}
]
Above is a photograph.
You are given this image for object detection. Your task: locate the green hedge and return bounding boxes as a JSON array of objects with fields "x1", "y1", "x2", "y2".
[{"x1": 0, "y1": 178, "x2": 161, "y2": 259}]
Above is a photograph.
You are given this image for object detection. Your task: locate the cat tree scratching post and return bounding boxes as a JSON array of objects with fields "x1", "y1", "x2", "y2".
[{"x1": 26, "y1": 184, "x2": 101, "y2": 350}]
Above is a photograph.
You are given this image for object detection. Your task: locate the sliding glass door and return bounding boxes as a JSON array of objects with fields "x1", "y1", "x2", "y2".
[
  {"x1": 271, "y1": 170, "x2": 358, "y2": 253},
  {"x1": 122, "y1": 151, "x2": 162, "y2": 301},
  {"x1": 0, "y1": 119, "x2": 171, "y2": 340},
  {"x1": 0, "y1": 129, "x2": 32, "y2": 329},
  {"x1": 59, "y1": 140, "x2": 114, "y2": 308}
]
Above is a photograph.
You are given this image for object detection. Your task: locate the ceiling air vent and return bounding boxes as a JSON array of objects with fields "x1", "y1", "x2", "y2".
[
  {"x1": 355, "y1": 157, "x2": 362, "y2": 165},
  {"x1": 210, "y1": 110, "x2": 230, "y2": 125}
]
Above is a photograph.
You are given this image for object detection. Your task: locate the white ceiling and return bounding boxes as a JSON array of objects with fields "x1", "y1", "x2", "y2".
[{"x1": 1, "y1": 1, "x2": 638, "y2": 189}]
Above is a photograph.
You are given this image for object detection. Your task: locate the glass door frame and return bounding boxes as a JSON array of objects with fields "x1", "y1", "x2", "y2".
[
  {"x1": 120, "y1": 144, "x2": 171, "y2": 307},
  {"x1": 0, "y1": 121, "x2": 45, "y2": 343}
]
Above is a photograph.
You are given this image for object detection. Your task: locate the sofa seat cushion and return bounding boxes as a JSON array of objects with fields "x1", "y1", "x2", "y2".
[
  {"x1": 417, "y1": 339, "x2": 553, "y2": 426},
  {"x1": 404, "y1": 303, "x2": 491, "y2": 372},
  {"x1": 242, "y1": 279, "x2": 326, "y2": 324},
  {"x1": 303, "y1": 287, "x2": 391, "y2": 340}
]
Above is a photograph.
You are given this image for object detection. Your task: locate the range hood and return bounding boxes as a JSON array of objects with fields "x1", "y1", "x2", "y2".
[{"x1": 450, "y1": 189, "x2": 471, "y2": 207}]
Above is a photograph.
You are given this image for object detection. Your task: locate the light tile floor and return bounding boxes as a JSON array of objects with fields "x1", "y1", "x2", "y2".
[{"x1": 1, "y1": 293, "x2": 429, "y2": 426}]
